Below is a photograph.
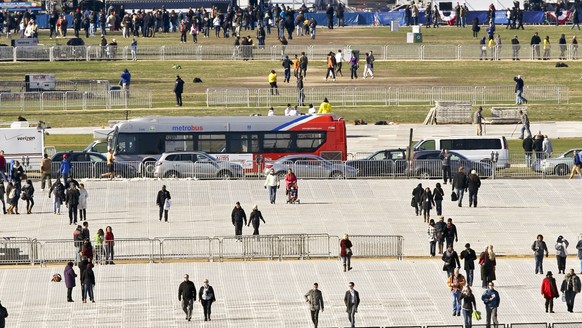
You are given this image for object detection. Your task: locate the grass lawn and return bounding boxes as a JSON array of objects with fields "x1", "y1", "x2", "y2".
[{"x1": 2, "y1": 25, "x2": 582, "y2": 126}]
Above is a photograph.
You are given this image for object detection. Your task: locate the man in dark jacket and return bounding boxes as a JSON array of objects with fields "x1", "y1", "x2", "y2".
[
  {"x1": 522, "y1": 135, "x2": 534, "y2": 167},
  {"x1": 156, "y1": 185, "x2": 171, "y2": 222},
  {"x1": 530, "y1": 31, "x2": 541, "y2": 59},
  {"x1": 66, "y1": 184, "x2": 80, "y2": 225},
  {"x1": 440, "y1": 149, "x2": 452, "y2": 184},
  {"x1": 460, "y1": 243, "x2": 477, "y2": 286},
  {"x1": 231, "y1": 202, "x2": 247, "y2": 240},
  {"x1": 174, "y1": 75, "x2": 184, "y2": 106},
  {"x1": 442, "y1": 244, "x2": 461, "y2": 277},
  {"x1": 533, "y1": 133, "x2": 544, "y2": 161},
  {"x1": 452, "y1": 166, "x2": 468, "y2": 207},
  {"x1": 81, "y1": 263, "x2": 96, "y2": 303},
  {"x1": 326, "y1": 4, "x2": 334, "y2": 29},
  {"x1": 178, "y1": 274, "x2": 196, "y2": 321},
  {"x1": 412, "y1": 183, "x2": 423, "y2": 216},
  {"x1": 444, "y1": 218, "x2": 458, "y2": 249},
  {"x1": 344, "y1": 282, "x2": 359, "y2": 328}
]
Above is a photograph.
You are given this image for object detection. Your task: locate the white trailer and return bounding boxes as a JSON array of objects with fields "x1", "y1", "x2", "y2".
[{"x1": 0, "y1": 122, "x2": 46, "y2": 170}]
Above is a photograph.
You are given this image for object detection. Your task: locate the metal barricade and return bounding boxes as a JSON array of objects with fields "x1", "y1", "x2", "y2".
[
  {"x1": 509, "y1": 323, "x2": 548, "y2": 328},
  {"x1": 41, "y1": 92, "x2": 66, "y2": 110},
  {"x1": 159, "y1": 237, "x2": 212, "y2": 261},
  {"x1": 385, "y1": 44, "x2": 422, "y2": 60},
  {"x1": 0, "y1": 237, "x2": 34, "y2": 264},
  {"x1": 553, "y1": 323, "x2": 582, "y2": 328},
  {"x1": 423, "y1": 44, "x2": 459, "y2": 60},
  {"x1": 426, "y1": 325, "x2": 464, "y2": 328},
  {"x1": 52, "y1": 45, "x2": 87, "y2": 61},
  {"x1": 218, "y1": 235, "x2": 278, "y2": 260},
  {"x1": 38, "y1": 239, "x2": 79, "y2": 265},
  {"x1": 346, "y1": 235, "x2": 403, "y2": 260},
  {"x1": 206, "y1": 88, "x2": 250, "y2": 107},
  {"x1": 112, "y1": 238, "x2": 160, "y2": 262},
  {"x1": 15, "y1": 46, "x2": 51, "y2": 61},
  {"x1": 301, "y1": 234, "x2": 334, "y2": 259}
]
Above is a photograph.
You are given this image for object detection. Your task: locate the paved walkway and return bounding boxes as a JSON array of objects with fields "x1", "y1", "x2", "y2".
[
  {"x1": 1, "y1": 259, "x2": 581, "y2": 327},
  {"x1": 4, "y1": 179, "x2": 581, "y2": 257}
]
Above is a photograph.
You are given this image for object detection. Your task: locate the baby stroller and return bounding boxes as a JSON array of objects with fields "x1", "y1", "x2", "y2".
[{"x1": 286, "y1": 182, "x2": 300, "y2": 204}]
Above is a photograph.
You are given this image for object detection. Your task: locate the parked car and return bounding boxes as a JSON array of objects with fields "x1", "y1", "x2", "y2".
[
  {"x1": 346, "y1": 148, "x2": 408, "y2": 177},
  {"x1": 264, "y1": 154, "x2": 357, "y2": 179},
  {"x1": 51, "y1": 151, "x2": 137, "y2": 179},
  {"x1": 153, "y1": 151, "x2": 244, "y2": 179},
  {"x1": 408, "y1": 150, "x2": 492, "y2": 179},
  {"x1": 535, "y1": 148, "x2": 582, "y2": 176}
]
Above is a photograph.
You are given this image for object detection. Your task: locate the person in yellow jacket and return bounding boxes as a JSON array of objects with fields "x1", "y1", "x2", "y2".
[
  {"x1": 487, "y1": 37, "x2": 496, "y2": 61},
  {"x1": 448, "y1": 267, "x2": 467, "y2": 316},
  {"x1": 292, "y1": 54, "x2": 300, "y2": 78},
  {"x1": 543, "y1": 35, "x2": 551, "y2": 60},
  {"x1": 268, "y1": 70, "x2": 279, "y2": 95},
  {"x1": 317, "y1": 98, "x2": 332, "y2": 114}
]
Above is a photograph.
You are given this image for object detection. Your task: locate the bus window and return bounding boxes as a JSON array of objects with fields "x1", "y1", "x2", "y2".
[
  {"x1": 199, "y1": 134, "x2": 226, "y2": 153},
  {"x1": 263, "y1": 133, "x2": 291, "y2": 152},
  {"x1": 296, "y1": 132, "x2": 325, "y2": 152},
  {"x1": 229, "y1": 134, "x2": 249, "y2": 153},
  {"x1": 166, "y1": 135, "x2": 194, "y2": 152},
  {"x1": 417, "y1": 140, "x2": 436, "y2": 150}
]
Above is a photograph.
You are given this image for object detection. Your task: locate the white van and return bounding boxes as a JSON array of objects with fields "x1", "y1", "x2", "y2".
[{"x1": 413, "y1": 136, "x2": 510, "y2": 168}]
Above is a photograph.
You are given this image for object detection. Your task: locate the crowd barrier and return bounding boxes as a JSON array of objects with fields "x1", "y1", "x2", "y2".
[
  {"x1": 206, "y1": 85, "x2": 568, "y2": 107},
  {"x1": 0, "y1": 89, "x2": 153, "y2": 111},
  {"x1": 39, "y1": 152, "x2": 575, "y2": 181},
  {"x1": 0, "y1": 234, "x2": 404, "y2": 265},
  {"x1": 2, "y1": 44, "x2": 582, "y2": 62}
]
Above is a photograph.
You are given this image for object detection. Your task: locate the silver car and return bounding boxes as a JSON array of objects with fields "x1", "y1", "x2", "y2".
[
  {"x1": 264, "y1": 154, "x2": 357, "y2": 179},
  {"x1": 538, "y1": 148, "x2": 582, "y2": 176},
  {"x1": 154, "y1": 152, "x2": 244, "y2": 179}
]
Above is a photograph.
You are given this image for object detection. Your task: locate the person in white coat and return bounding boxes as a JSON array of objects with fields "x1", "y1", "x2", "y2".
[
  {"x1": 78, "y1": 183, "x2": 88, "y2": 221},
  {"x1": 264, "y1": 169, "x2": 280, "y2": 204}
]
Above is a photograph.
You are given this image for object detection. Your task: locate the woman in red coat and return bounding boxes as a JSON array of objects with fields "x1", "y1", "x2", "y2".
[
  {"x1": 340, "y1": 234, "x2": 353, "y2": 272},
  {"x1": 541, "y1": 271, "x2": 559, "y2": 313}
]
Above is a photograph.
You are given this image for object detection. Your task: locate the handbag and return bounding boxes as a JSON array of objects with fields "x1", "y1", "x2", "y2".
[
  {"x1": 562, "y1": 293, "x2": 566, "y2": 302},
  {"x1": 410, "y1": 196, "x2": 416, "y2": 207},
  {"x1": 346, "y1": 248, "x2": 353, "y2": 256},
  {"x1": 451, "y1": 191, "x2": 458, "y2": 201},
  {"x1": 164, "y1": 199, "x2": 171, "y2": 210},
  {"x1": 472, "y1": 310, "x2": 481, "y2": 320}
]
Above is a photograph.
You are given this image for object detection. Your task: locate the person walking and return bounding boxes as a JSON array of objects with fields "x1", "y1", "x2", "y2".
[
  {"x1": 433, "y1": 183, "x2": 444, "y2": 216},
  {"x1": 412, "y1": 183, "x2": 423, "y2": 216},
  {"x1": 0, "y1": 300, "x2": 7, "y2": 328},
  {"x1": 560, "y1": 269, "x2": 581, "y2": 312},
  {"x1": 460, "y1": 286, "x2": 478, "y2": 328},
  {"x1": 325, "y1": 51, "x2": 336, "y2": 81},
  {"x1": 577, "y1": 235, "x2": 582, "y2": 274},
  {"x1": 174, "y1": 75, "x2": 185, "y2": 106},
  {"x1": 66, "y1": 183, "x2": 80, "y2": 225},
  {"x1": 78, "y1": 183, "x2": 88, "y2": 221},
  {"x1": 435, "y1": 216, "x2": 446, "y2": 255},
  {"x1": 60, "y1": 153, "x2": 72, "y2": 188},
  {"x1": 178, "y1": 274, "x2": 196, "y2": 321},
  {"x1": 120, "y1": 68, "x2": 131, "y2": 95},
  {"x1": 100, "y1": 149, "x2": 115, "y2": 180},
  {"x1": 64, "y1": 261, "x2": 77, "y2": 302},
  {"x1": 248, "y1": 205, "x2": 266, "y2": 236},
  {"x1": 452, "y1": 166, "x2": 468, "y2": 207},
  {"x1": 363, "y1": 51, "x2": 374, "y2": 79},
  {"x1": 461, "y1": 243, "x2": 477, "y2": 287},
  {"x1": 541, "y1": 271, "x2": 559, "y2": 313},
  {"x1": 340, "y1": 234, "x2": 353, "y2": 272},
  {"x1": 305, "y1": 282, "x2": 324, "y2": 328},
  {"x1": 335, "y1": 50, "x2": 344, "y2": 77},
  {"x1": 440, "y1": 149, "x2": 452, "y2": 185},
  {"x1": 480, "y1": 245, "x2": 497, "y2": 288},
  {"x1": 104, "y1": 226, "x2": 114, "y2": 265},
  {"x1": 556, "y1": 235, "x2": 569, "y2": 274},
  {"x1": 264, "y1": 168, "x2": 280, "y2": 204},
  {"x1": 518, "y1": 109, "x2": 531, "y2": 139},
  {"x1": 21, "y1": 179, "x2": 34, "y2": 214},
  {"x1": 569, "y1": 150, "x2": 582, "y2": 179},
  {"x1": 268, "y1": 70, "x2": 279, "y2": 95},
  {"x1": 448, "y1": 267, "x2": 466, "y2": 316},
  {"x1": 231, "y1": 201, "x2": 247, "y2": 241},
  {"x1": 40, "y1": 153, "x2": 52, "y2": 191},
  {"x1": 532, "y1": 234, "x2": 549, "y2": 274},
  {"x1": 94, "y1": 228, "x2": 104, "y2": 265},
  {"x1": 474, "y1": 106, "x2": 484, "y2": 136},
  {"x1": 515, "y1": 76, "x2": 528, "y2": 105},
  {"x1": 467, "y1": 170, "x2": 481, "y2": 208},
  {"x1": 444, "y1": 218, "x2": 458, "y2": 249},
  {"x1": 481, "y1": 282, "x2": 500, "y2": 328},
  {"x1": 297, "y1": 75, "x2": 305, "y2": 106},
  {"x1": 427, "y1": 219, "x2": 437, "y2": 257},
  {"x1": 349, "y1": 51, "x2": 358, "y2": 79},
  {"x1": 198, "y1": 279, "x2": 215, "y2": 321},
  {"x1": 344, "y1": 282, "x2": 360, "y2": 328},
  {"x1": 442, "y1": 244, "x2": 461, "y2": 277},
  {"x1": 156, "y1": 185, "x2": 171, "y2": 222},
  {"x1": 421, "y1": 186, "x2": 435, "y2": 223},
  {"x1": 81, "y1": 263, "x2": 95, "y2": 303}
]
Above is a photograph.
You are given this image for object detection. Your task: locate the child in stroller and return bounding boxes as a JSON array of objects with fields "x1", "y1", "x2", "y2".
[{"x1": 286, "y1": 181, "x2": 300, "y2": 204}]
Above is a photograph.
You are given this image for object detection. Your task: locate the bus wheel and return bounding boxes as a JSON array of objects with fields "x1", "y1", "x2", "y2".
[
  {"x1": 142, "y1": 161, "x2": 156, "y2": 178},
  {"x1": 218, "y1": 170, "x2": 233, "y2": 180}
]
